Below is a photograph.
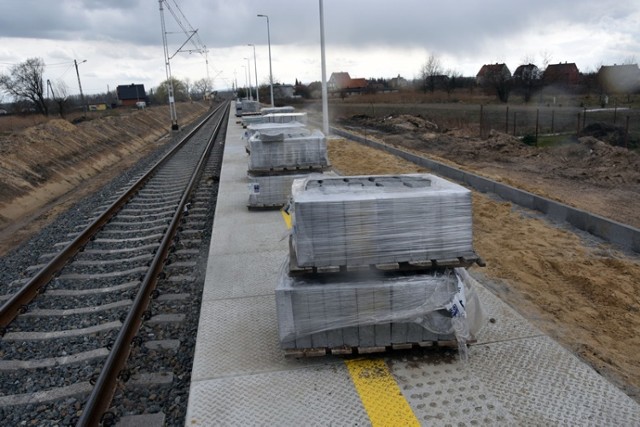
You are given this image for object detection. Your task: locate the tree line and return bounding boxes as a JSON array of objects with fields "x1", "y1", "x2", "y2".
[{"x1": 0, "y1": 57, "x2": 213, "y2": 117}]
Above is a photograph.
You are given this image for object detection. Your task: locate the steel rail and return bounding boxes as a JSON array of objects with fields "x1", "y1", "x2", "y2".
[
  {"x1": 0, "y1": 103, "x2": 225, "y2": 330},
  {"x1": 77, "y1": 102, "x2": 229, "y2": 426}
]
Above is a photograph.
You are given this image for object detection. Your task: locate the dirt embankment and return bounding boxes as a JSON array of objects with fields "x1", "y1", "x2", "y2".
[
  {"x1": 340, "y1": 114, "x2": 640, "y2": 229},
  {"x1": 0, "y1": 102, "x2": 209, "y2": 254},
  {"x1": 327, "y1": 136, "x2": 640, "y2": 403}
]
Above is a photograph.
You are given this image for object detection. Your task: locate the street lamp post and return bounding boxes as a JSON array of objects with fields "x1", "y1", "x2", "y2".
[
  {"x1": 319, "y1": 0, "x2": 329, "y2": 135},
  {"x1": 244, "y1": 57, "x2": 253, "y2": 100},
  {"x1": 241, "y1": 65, "x2": 248, "y2": 99},
  {"x1": 248, "y1": 43, "x2": 259, "y2": 103},
  {"x1": 257, "y1": 14, "x2": 274, "y2": 107}
]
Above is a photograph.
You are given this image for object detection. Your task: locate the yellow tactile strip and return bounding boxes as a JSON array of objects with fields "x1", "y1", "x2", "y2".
[{"x1": 345, "y1": 358, "x2": 420, "y2": 426}]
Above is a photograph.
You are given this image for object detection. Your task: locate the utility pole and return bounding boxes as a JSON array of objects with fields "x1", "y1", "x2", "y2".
[
  {"x1": 159, "y1": 0, "x2": 179, "y2": 130},
  {"x1": 74, "y1": 59, "x2": 87, "y2": 118}
]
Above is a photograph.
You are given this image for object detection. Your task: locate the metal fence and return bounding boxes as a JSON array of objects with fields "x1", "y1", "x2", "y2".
[{"x1": 326, "y1": 102, "x2": 639, "y2": 148}]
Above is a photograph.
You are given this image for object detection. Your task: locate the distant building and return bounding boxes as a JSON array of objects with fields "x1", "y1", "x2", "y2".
[
  {"x1": 543, "y1": 62, "x2": 580, "y2": 86},
  {"x1": 513, "y1": 64, "x2": 541, "y2": 82},
  {"x1": 328, "y1": 72, "x2": 351, "y2": 91},
  {"x1": 346, "y1": 78, "x2": 368, "y2": 92},
  {"x1": 476, "y1": 63, "x2": 511, "y2": 85},
  {"x1": 328, "y1": 72, "x2": 368, "y2": 94},
  {"x1": 389, "y1": 75, "x2": 409, "y2": 89},
  {"x1": 116, "y1": 84, "x2": 148, "y2": 107},
  {"x1": 273, "y1": 84, "x2": 295, "y2": 99},
  {"x1": 598, "y1": 64, "x2": 640, "y2": 94}
]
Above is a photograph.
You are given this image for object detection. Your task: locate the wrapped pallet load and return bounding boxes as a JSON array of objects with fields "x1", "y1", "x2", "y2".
[
  {"x1": 290, "y1": 174, "x2": 474, "y2": 268},
  {"x1": 264, "y1": 112, "x2": 308, "y2": 125},
  {"x1": 275, "y1": 262, "x2": 485, "y2": 357},
  {"x1": 248, "y1": 129, "x2": 329, "y2": 172},
  {"x1": 243, "y1": 122, "x2": 309, "y2": 143},
  {"x1": 260, "y1": 106, "x2": 295, "y2": 115},
  {"x1": 248, "y1": 172, "x2": 310, "y2": 208}
]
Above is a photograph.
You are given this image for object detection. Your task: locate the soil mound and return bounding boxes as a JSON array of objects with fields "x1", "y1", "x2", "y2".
[
  {"x1": 0, "y1": 102, "x2": 208, "y2": 236},
  {"x1": 580, "y1": 122, "x2": 638, "y2": 148}
]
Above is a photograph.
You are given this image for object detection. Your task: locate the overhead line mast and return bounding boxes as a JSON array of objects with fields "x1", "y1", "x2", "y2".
[
  {"x1": 159, "y1": 0, "x2": 179, "y2": 130},
  {"x1": 159, "y1": 0, "x2": 210, "y2": 130}
]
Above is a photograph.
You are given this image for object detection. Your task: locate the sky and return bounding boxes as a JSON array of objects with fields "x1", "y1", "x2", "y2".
[{"x1": 0, "y1": 0, "x2": 639, "y2": 97}]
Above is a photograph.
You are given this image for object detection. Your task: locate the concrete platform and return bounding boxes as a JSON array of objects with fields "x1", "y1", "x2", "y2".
[{"x1": 186, "y1": 105, "x2": 640, "y2": 425}]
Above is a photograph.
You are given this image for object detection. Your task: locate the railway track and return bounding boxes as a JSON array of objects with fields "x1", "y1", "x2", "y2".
[{"x1": 0, "y1": 101, "x2": 230, "y2": 426}]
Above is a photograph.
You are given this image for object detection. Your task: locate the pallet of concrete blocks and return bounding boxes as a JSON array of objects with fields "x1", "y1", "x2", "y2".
[
  {"x1": 243, "y1": 122, "x2": 309, "y2": 143},
  {"x1": 247, "y1": 172, "x2": 312, "y2": 209},
  {"x1": 264, "y1": 112, "x2": 308, "y2": 125},
  {"x1": 240, "y1": 100, "x2": 260, "y2": 115},
  {"x1": 242, "y1": 114, "x2": 268, "y2": 127},
  {"x1": 275, "y1": 262, "x2": 485, "y2": 356},
  {"x1": 248, "y1": 128, "x2": 329, "y2": 172},
  {"x1": 289, "y1": 174, "x2": 480, "y2": 270},
  {"x1": 260, "y1": 106, "x2": 295, "y2": 115}
]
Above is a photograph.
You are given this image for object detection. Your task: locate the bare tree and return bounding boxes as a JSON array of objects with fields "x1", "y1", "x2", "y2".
[
  {"x1": 540, "y1": 50, "x2": 552, "y2": 71},
  {"x1": 0, "y1": 57, "x2": 48, "y2": 115},
  {"x1": 481, "y1": 65, "x2": 512, "y2": 103},
  {"x1": 48, "y1": 79, "x2": 70, "y2": 118},
  {"x1": 183, "y1": 77, "x2": 192, "y2": 101},
  {"x1": 445, "y1": 69, "x2": 462, "y2": 96},
  {"x1": 419, "y1": 54, "x2": 442, "y2": 93},
  {"x1": 192, "y1": 78, "x2": 212, "y2": 100}
]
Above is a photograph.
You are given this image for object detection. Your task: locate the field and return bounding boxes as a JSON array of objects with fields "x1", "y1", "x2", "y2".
[
  {"x1": 315, "y1": 97, "x2": 640, "y2": 403},
  {"x1": 306, "y1": 89, "x2": 640, "y2": 146}
]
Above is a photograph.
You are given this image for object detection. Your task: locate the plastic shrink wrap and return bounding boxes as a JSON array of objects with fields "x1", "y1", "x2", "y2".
[
  {"x1": 240, "y1": 100, "x2": 260, "y2": 114},
  {"x1": 275, "y1": 263, "x2": 485, "y2": 354},
  {"x1": 243, "y1": 123, "x2": 309, "y2": 141},
  {"x1": 264, "y1": 112, "x2": 308, "y2": 124},
  {"x1": 242, "y1": 115, "x2": 268, "y2": 126},
  {"x1": 248, "y1": 173, "x2": 311, "y2": 207},
  {"x1": 260, "y1": 106, "x2": 295, "y2": 115},
  {"x1": 290, "y1": 174, "x2": 474, "y2": 267},
  {"x1": 248, "y1": 129, "x2": 329, "y2": 171}
]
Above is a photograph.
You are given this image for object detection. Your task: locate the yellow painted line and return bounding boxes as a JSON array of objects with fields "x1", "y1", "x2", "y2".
[
  {"x1": 345, "y1": 358, "x2": 420, "y2": 426},
  {"x1": 280, "y1": 207, "x2": 292, "y2": 230}
]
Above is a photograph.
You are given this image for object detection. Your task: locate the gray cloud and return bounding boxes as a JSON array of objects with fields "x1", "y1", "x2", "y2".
[{"x1": 0, "y1": 0, "x2": 637, "y2": 93}]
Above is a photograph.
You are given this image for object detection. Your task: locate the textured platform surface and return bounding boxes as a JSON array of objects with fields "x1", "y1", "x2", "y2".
[{"x1": 186, "y1": 104, "x2": 640, "y2": 426}]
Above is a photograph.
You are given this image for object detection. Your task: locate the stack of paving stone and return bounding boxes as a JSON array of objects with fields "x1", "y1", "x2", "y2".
[
  {"x1": 245, "y1": 111, "x2": 329, "y2": 209},
  {"x1": 242, "y1": 112, "x2": 308, "y2": 128},
  {"x1": 248, "y1": 172, "x2": 312, "y2": 208},
  {"x1": 240, "y1": 100, "x2": 260, "y2": 115},
  {"x1": 291, "y1": 174, "x2": 475, "y2": 267},
  {"x1": 275, "y1": 173, "x2": 484, "y2": 353},
  {"x1": 248, "y1": 129, "x2": 328, "y2": 172},
  {"x1": 260, "y1": 106, "x2": 295, "y2": 115}
]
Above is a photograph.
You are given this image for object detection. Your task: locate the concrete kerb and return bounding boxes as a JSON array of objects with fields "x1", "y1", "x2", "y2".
[{"x1": 331, "y1": 127, "x2": 640, "y2": 253}]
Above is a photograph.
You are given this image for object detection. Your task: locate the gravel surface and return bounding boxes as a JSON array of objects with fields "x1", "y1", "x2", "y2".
[
  {"x1": 0, "y1": 107, "x2": 223, "y2": 426},
  {"x1": 0, "y1": 120, "x2": 200, "y2": 292}
]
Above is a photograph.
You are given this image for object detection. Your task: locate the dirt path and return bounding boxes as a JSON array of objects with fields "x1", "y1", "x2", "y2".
[{"x1": 328, "y1": 136, "x2": 640, "y2": 403}]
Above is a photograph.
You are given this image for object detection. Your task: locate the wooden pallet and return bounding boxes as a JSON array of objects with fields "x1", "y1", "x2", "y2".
[
  {"x1": 288, "y1": 239, "x2": 485, "y2": 276},
  {"x1": 247, "y1": 203, "x2": 284, "y2": 211},
  {"x1": 283, "y1": 339, "x2": 477, "y2": 358},
  {"x1": 248, "y1": 165, "x2": 331, "y2": 176}
]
